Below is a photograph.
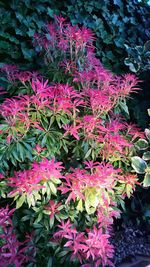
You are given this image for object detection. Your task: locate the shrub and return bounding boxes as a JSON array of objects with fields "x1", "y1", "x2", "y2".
[{"x1": 0, "y1": 16, "x2": 146, "y2": 266}]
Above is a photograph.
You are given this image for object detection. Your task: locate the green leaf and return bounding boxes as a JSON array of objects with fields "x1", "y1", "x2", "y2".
[
  {"x1": 50, "y1": 177, "x2": 61, "y2": 185},
  {"x1": 0, "y1": 124, "x2": 9, "y2": 131},
  {"x1": 131, "y1": 156, "x2": 147, "y2": 174},
  {"x1": 57, "y1": 250, "x2": 69, "y2": 258},
  {"x1": 27, "y1": 193, "x2": 35, "y2": 207},
  {"x1": 118, "y1": 100, "x2": 129, "y2": 117},
  {"x1": 49, "y1": 216, "x2": 54, "y2": 229},
  {"x1": 144, "y1": 208, "x2": 150, "y2": 217},
  {"x1": 27, "y1": 28, "x2": 35, "y2": 37},
  {"x1": 85, "y1": 148, "x2": 92, "y2": 159},
  {"x1": 143, "y1": 173, "x2": 150, "y2": 187},
  {"x1": 143, "y1": 151, "x2": 150, "y2": 161},
  {"x1": 113, "y1": 0, "x2": 122, "y2": 7},
  {"x1": 47, "y1": 257, "x2": 53, "y2": 267},
  {"x1": 16, "y1": 193, "x2": 26, "y2": 209},
  {"x1": 49, "y1": 182, "x2": 57, "y2": 195},
  {"x1": 145, "y1": 128, "x2": 150, "y2": 141},
  {"x1": 135, "y1": 138, "x2": 149, "y2": 150},
  {"x1": 12, "y1": 146, "x2": 21, "y2": 162},
  {"x1": 33, "y1": 191, "x2": 41, "y2": 201},
  {"x1": 76, "y1": 199, "x2": 83, "y2": 212},
  {"x1": 126, "y1": 184, "x2": 133, "y2": 198},
  {"x1": 34, "y1": 213, "x2": 43, "y2": 224},
  {"x1": 17, "y1": 142, "x2": 25, "y2": 161},
  {"x1": 47, "y1": 7, "x2": 54, "y2": 18},
  {"x1": 85, "y1": 188, "x2": 99, "y2": 214}
]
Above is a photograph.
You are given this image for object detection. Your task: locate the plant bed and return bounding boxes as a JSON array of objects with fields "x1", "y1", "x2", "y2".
[{"x1": 112, "y1": 223, "x2": 150, "y2": 266}]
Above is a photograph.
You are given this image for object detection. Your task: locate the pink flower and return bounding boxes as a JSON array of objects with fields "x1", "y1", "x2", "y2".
[
  {"x1": 84, "y1": 160, "x2": 101, "y2": 171},
  {"x1": 119, "y1": 173, "x2": 139, "y2": 192},
  {"x1": 97, "y1": 206, "x2": 120, "y2": 228},
  {"x1": 0, "y1": 96, "x2": 28, "y2": 117},
  {"x1": 35, "y1": 144, "x2": 42, "y2": 153},
  {"x1": 119, "y1": 73, "x2": 141, "y2": 97}
]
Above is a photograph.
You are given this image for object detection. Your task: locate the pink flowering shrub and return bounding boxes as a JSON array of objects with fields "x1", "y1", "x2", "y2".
[{"x1": 0, "y1": 16, "x2": 144, "y2": 266}]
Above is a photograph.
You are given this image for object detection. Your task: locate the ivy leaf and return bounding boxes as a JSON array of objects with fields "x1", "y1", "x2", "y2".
[
  {"x1": 135, "y1": 138, "x2": 149, "y2": 150},
  {"x1": 143, "y1": 151, "x2": 150, "y2": 161},
  {"x1": 47, "y1": 7, "x2": 54, "y2": 18},
  {"x1": 113, "y1": 0, "x2": 122, "y2": 7},
  {"x1": 143, "y1": 173, "x2": 150, "y2": 187},
  {"x1": 27, "y1": 28, "x2": 35, "y2": 37},
  {"x1": 145, "y1": 128, "x2": 150, "y2": 141},
  {"x1": 131, "y1": 156, "x2": 147, "y2": 174}
]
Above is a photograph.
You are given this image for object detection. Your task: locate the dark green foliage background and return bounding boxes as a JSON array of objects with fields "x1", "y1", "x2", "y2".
[
  {"x1": 0, "y1": 0, "x2": 149, "y2": 72},
  {"x1": 0, "y1": 0, "x2": 65, "y2": 67}
]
